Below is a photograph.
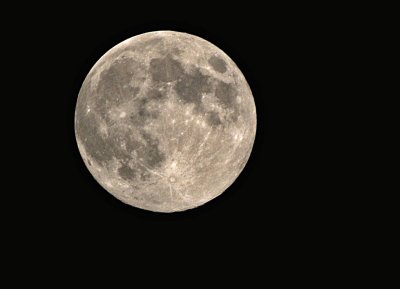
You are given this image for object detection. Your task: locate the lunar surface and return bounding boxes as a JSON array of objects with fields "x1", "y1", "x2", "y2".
[{"x1": 74, "y1": 31, "x2": 256, "y2": 212}]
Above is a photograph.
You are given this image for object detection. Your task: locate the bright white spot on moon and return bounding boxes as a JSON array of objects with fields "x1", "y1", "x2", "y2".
[
  {"x1": 99, "y1": 123, "x2": 108, "y2": 136},
  {"x1": 171, "y1": 161, "x2": 177, "y2": 169},
  {"x1": 104, "y1": 181, "x2": 112, "y2": 187},
  {"x1": 119, "y1": 111, "x2": 126, "y2": 118},
  {"x1": 120, "y1": 183, "x2": 129, "y2": 189},
  {"x1": 233, "y1": 132, "x2": 244, "y2": 142}
]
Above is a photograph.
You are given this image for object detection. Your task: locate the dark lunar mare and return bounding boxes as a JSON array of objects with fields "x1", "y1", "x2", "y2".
[
  {"x1": 175, "y1": 68, "x2": 211, "y2": 112},
  {"x1": 76, "y1": 53, "x2": 241, "y2": 181},
  {"x1": 149, "y1": 55, "x2": 184, "y2": 83},
  {"x1": 95, "y1": 58, "x2": 142, "y2": 117},
  {"x1": 206, "y1": 111, "x2": 222, "y2": 127},
  {"x1": 118, "y1": 163, "x2": 136, "y2": 180},
  {"x1": 75, "y1": 57, "x2": 169, "y2": 181},
  {"x1": 208, "y1": 55, "x2": 227, "y2": 73}
]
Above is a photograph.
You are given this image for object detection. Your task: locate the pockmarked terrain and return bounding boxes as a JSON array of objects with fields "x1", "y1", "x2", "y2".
[{"x1": 75, "y1": 31, "x2": 256, "y2": 212}]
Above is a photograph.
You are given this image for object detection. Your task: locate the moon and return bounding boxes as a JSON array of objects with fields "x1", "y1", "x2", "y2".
[{"x1": 74, "y1": 31, "x2": 256, "y2": 212}]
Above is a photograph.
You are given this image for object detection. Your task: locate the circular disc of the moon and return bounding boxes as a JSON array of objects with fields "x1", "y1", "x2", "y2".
[{"x1": 74, "y1": 31, "x2": 256, "y2": 212}]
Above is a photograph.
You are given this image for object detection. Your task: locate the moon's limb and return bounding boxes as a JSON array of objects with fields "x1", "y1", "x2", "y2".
[{"x1": 75, "y1": 31, "x2": 256, "y2": 212}]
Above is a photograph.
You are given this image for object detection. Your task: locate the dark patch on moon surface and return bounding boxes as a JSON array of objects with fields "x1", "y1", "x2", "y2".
[
  {"x1": 137, "y1": 104, "x2": 158, "y2": 121},
  {"x1": 131, "y1": 88, "x2": 166, "y2": 125},
  {"x1": 137, "y1": 97, "x2": 160, "y2": 122},
  {"x1": 76, "y1": 106, "x2": 164, "y2": 174},
  {"x1": 75, "y1": 113, "x2": 112, "y2": 164},
  {"x1": 175, "y1": 68, "x2": 211, "y2": 111},
  {"x1": 95, "y1": 59, "x2": 142, "y2": 116},
  {"x1": 75, "y1": 31, "x2": 256, "y2": 213},
  {"x1": 215, "y1": 81, "x2": 237, "y2": 109},
  {"x1": 150, "y1": 55, "x2": 184, "y2": 83},
  {"x1": 118, "y1": 163, "x2": 135, "y2": 180},
  {"x1": 139, "y1": 130, "x2": 166, "y2": 168},
  {"x1": 147, "y1": 88, "x2": 165, "y2": 100},
  {"x1": 208, "y1": 56, "x2": 227, "y2": 73},
  {"x1": 206, "y1": 111, "x2": 222, "y2": 127},
  {"x1": 125, "y1": 137, "x2": 141, "y2": 154}
]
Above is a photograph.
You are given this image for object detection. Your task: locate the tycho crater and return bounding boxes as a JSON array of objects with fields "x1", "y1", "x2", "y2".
[{"x1": 74, "y1": 31, "x2": 257, "y2": 212}]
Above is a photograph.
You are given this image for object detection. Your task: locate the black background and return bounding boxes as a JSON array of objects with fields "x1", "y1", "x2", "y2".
[{"x1": 8, "y1": 3, "x2": 354, "y2": 273}]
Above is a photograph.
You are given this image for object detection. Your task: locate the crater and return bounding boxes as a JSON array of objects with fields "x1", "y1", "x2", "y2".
[{"x1": 208, "y1": 55, "x2": 227, "y2": 73}]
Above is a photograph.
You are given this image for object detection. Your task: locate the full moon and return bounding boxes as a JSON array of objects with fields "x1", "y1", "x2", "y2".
[{"x1": 75, "y1": 31, "x2": 256, "y2": 212}]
